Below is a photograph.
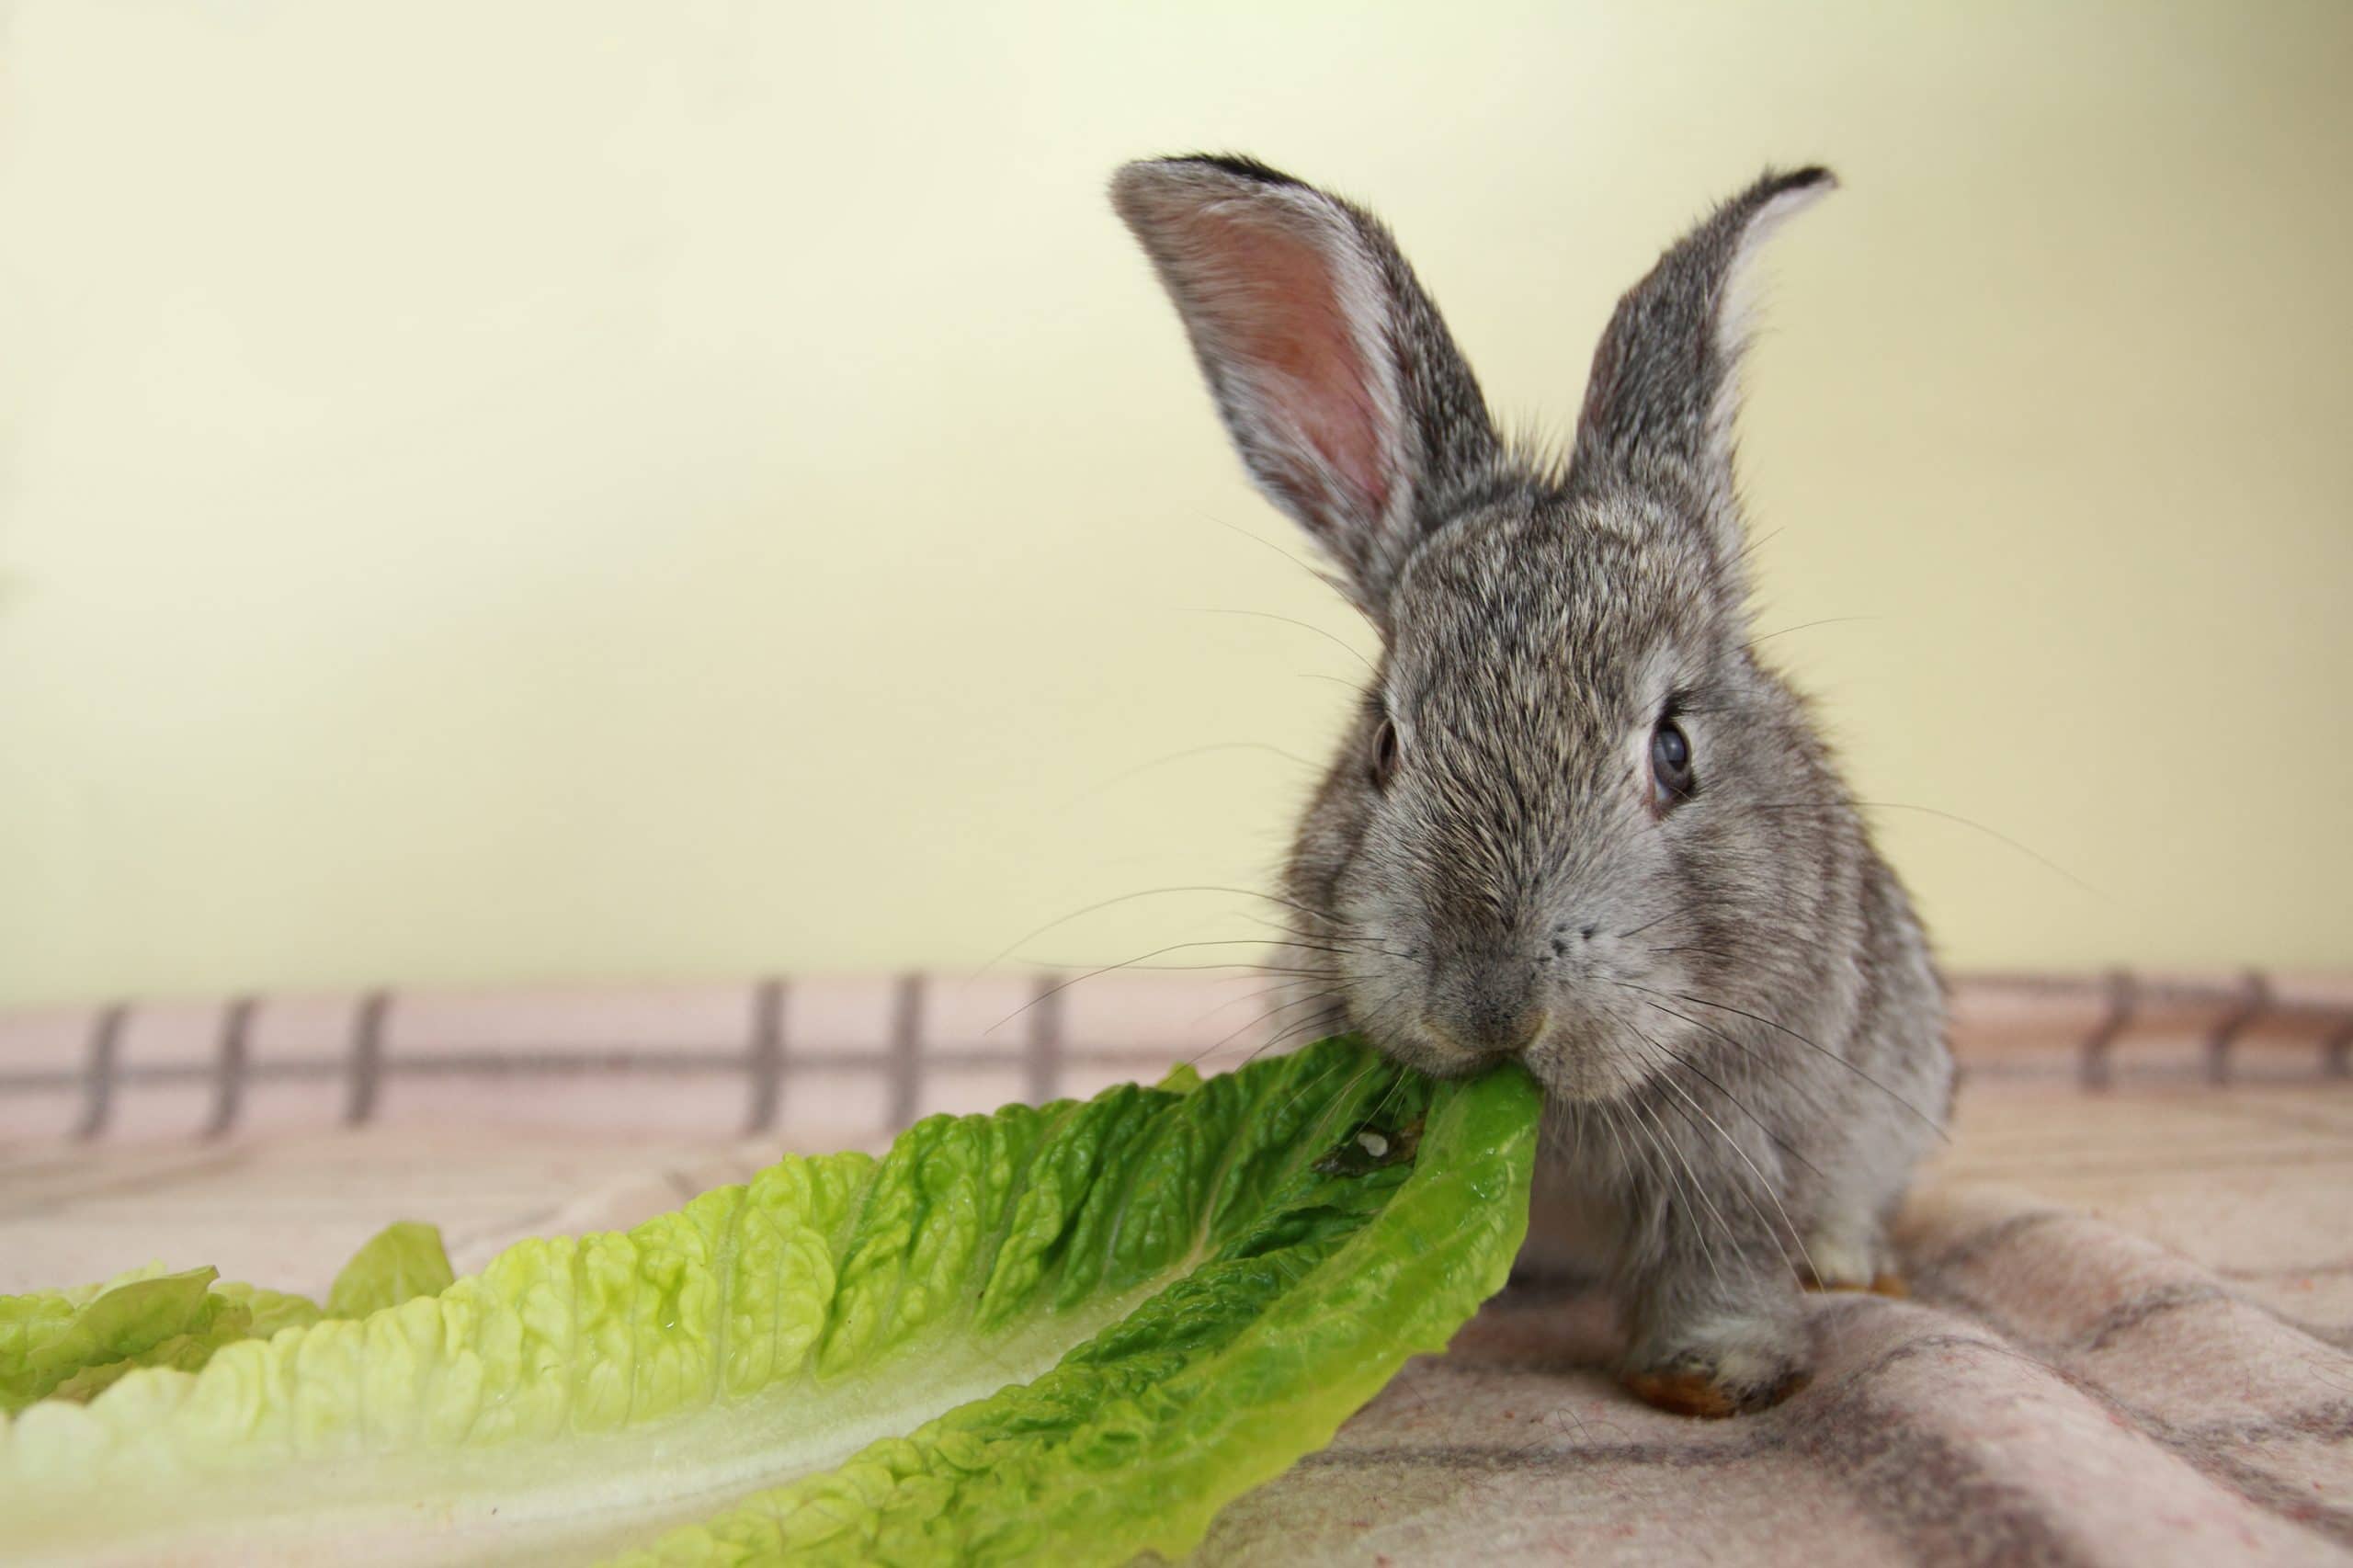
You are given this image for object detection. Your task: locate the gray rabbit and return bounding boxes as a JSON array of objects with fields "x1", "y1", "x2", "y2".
[{"x1": 1112, "y1": 154, "x2": 1950, "y2": 1417}]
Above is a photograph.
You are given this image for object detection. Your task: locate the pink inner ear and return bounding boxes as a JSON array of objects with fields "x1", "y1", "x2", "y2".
[{"x1": 1190, "y1": 210, "x2": 1391, "y2": 527}]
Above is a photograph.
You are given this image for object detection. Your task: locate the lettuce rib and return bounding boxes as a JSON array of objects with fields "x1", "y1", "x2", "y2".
[{"x1": 0, "y1": 1040, "x2": 1539, "y2": 1565}]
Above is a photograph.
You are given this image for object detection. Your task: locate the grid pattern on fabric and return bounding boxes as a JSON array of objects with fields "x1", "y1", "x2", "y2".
[{"x1": 1, "y1": 971, "x2": 2348, "y2": 1144}]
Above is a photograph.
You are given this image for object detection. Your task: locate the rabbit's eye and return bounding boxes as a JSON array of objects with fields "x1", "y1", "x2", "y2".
[
  {"x1": 1650, "y1": 721, "x2": 1695, "y2": 810},
  {"x1": 1370, "y1": 718, "x2": 1400, "y2": 791}
]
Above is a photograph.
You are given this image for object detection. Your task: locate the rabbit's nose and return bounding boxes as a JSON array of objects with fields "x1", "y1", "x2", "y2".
[
  {"x1": 1486, "y1": 1006, "x2": 1550, "y2": 1055},
  {"x1": 1458, "y1": 967, "x2": 1550, "y2": 1055}
]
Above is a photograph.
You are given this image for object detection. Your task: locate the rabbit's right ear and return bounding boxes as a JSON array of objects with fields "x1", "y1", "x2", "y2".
[{"x1": 1112, "y1": 155, "x2": 1499, "y2": 621}]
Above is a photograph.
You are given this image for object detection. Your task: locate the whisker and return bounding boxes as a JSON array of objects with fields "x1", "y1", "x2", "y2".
[
  {"x1": 969, "y1": 882, "x2": 1336, "y2": 979},
  {"x1": 1631, "y1": 1057, "x2": 1791, "y2": 1278},
  {"x1": 1259, "y1": 1029, "x2": 1368, "y2": 1122},
  {"x1": 1618, "y1": 1011, "x2": 1815, "y2": 1282},
  {"x1": 1198, "y1": 988, "x2": 1343, "y2": 1063},
  {"x1": 1297, "y1": 672, "x2": 1374, "y2": 694},
  {"x1": 1021, "y1": 960, "x2": 1343, "y2": 978},
  {"x1": 1216, "y1": 971, "x2": 1402, "y2": 1080},
  {"x1": 1188, "y1": 977, "x2": 1323, "y2": 1026},
  {"x1": 1617, "y1": 982, "x2": 1948, "y2": 1142},
  {"x1": 1068, "y1": 741, "x2": 1319, "y2": 803},
  {"x1": 1188, "y1": 607, "x2": 1379, "y2": 676},
  {"x1": 1611, "y1": 985, "x2": 1835, "y2": 1127},
  {"x1": 1597, "y1": 1101, "x2": 1634, "y2": 1198},
  {"x1": 1749, "y1": 801, "x2": 2099, "y2": 897},
  {"x1": 1246, "y1": 972, "x2": 1416, "y2": 1090},
  {"x1": 1185, "y1": 507, "x2": 1332, "y2": 583},
  {"x1": 983, "y1": 938, "x2": 1342, "y2": 1037},
  {"x1": 1625, "y1": 1095, "x2": 1729, "y2": 1290},
  {"x1": 1615, "y1": 1000, "x2": 1825, "y2": 1180},
  {"x1": 1746, "y1": 614, "x2": 1880, "y2": 648}
]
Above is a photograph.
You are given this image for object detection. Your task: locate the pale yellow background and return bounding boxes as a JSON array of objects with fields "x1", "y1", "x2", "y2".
[{"x1": 2, "y1": 1, "x2": 2346, "y2": 1009}]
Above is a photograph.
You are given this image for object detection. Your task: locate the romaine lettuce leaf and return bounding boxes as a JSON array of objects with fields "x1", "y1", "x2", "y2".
[
  {"x1": 0, "y1": 1039, "x2": 1539, "y2": 1565},
  {"x1": 0, "y1": 1224, "x2": 455, "y2": 1415},
  {"x1": 324, "y1": 1221, "x2": 459, "y2": 1320},
  {"x1": 1, "y1": 1267, "x2": 229, "y2": 1413}
]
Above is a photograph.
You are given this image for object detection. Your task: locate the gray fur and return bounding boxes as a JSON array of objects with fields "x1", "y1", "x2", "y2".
[{"x1": 1113, "y1": 154, "x2": 1950, "y2": 1415}]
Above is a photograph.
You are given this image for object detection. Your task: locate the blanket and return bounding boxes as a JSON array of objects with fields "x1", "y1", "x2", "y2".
[{"x1": 3, "y1": 970, "x2": 2349, "y2": 1563}]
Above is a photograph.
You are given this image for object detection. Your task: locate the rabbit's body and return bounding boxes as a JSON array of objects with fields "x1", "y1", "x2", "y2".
[{"x1": 1114, "y1": 154, "x2": 1950, "y2": 1415}]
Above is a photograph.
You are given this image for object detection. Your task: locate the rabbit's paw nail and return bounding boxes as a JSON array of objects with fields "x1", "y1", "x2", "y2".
[
  {"x1": 1620, "y1": 1350, "x2": 1809, "y2": 1418},
  {"x1": 1800, "y1": 1266, "x2": 1909, "y2": 1298}
]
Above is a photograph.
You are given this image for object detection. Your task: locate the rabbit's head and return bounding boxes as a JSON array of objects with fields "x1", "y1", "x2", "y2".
[{"x1": 1115, "y1": 155, "x2": 1872, "y2": 1104}]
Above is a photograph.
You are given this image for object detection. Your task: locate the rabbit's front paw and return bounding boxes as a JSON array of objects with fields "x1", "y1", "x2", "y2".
[
  {"x1": 1796, "y1": 1224, "x2": 1908, "y2": 1297},
  {"x1": 1620, "y1": 1323, "x2": 1809, "y2": 1418}
]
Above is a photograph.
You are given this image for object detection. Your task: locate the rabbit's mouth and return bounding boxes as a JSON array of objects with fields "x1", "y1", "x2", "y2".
[
  {"x1": 1347, "y1": 1014, "x2": 1654, "y2": 1109},
  {"x1": 1399, "y1": 1018, "x2": 1519, "y2": 1081},
  {"x1": 1317, "y1": 983, "x2": 1583, "y2": 1099},
  {"x1": 1518, "y1": 1021, "x2": 1656, "y2": 1104},
  {"x1": 1340, "y1": 1010, "x2": 1505, "y2": 1083}
]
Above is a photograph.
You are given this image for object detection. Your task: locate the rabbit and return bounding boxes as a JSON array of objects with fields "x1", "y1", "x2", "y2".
[{"x1": 1110, "y1": 153, "x2": 1951, "y2": 1418}]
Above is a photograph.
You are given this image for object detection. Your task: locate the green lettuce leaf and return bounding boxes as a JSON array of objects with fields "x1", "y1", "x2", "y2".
[
  {"x1": 0, "y1": 1040, "x2": 1539, "y2": 1565},
  {"x1": 0, "y1": 1223, "x2": 456, "y2": 1416},
  {"x1": 324, "y1": 1221, "x2": 459, "y2": 1320},
  {"x1": 1, "y1": 1267, "x2": 226, "y2": 1414}
]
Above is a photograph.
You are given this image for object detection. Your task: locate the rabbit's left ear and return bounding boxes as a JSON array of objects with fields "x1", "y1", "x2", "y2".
[
  {"x1": 1570, "y1": 167, "x2": 1836, "y2": 570},
  {"x1": 1112, "y1": 155, "x2": 1500, "y2": 622}
]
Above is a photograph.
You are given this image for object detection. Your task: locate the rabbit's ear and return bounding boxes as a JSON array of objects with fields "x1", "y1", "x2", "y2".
[
  {"x1": 1570, "y1": 167, "x2": 1836, "y2": 565},
  {"x1": 1113, "y1": 155, "x2": 1499, "y2": 619}
]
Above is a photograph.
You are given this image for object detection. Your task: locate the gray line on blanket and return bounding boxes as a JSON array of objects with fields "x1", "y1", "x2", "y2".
[
  {"x1": 45, "y1": 1062, "x2": 276, "y2": 1085},
  {"x1": 1792, "y1": 1333, "x2": 2102, "y2": 1568},
  {"x1": 438, "y1": 1204, "x2": 565, "y2": 1258},
  {"x1": 2204, "y1": 971, "x2": 2269, "y2": 1085},
  {"x1": 203, "y1": 996, "x2": 256, "y2": 1139},
  {"x1": 2078, "y1": 1282, "x2": 2232, "y2": 1351},
  {"x1": 1950, "y1": 1148, "x2": 2353, "y2": 1184},
  {"x1": 745, "y1": 978, "x2": 786, "y2": 1136},
  {"x1": 389, "y1": 1049, "x2": 761, "y2": 1074},
  {"x1": 1027, "y1": 972, "x2": 1063, "y2": 1105},
  {"x1": 1984, "y1": 968, "x2": 2353, "y2": 1059},
  {"x1": 2080, "y1": 968, "x2": 2135, "y2": 1089},
  {"x1": 2201, "y1": 1096, "x2": 2353, "y2": 1149},
  {"x1": 74, "y1": 1004, "x2": 128, "y2": 1140},
  {"x1": 1824, "y1": 1298, "x2": 2353, "y2": 1549},
  {"x1": 1299, "y1": 1433, "x2": 1755, "y2": 1472},
  {"x1": 2160, "y1": 1425, "x2": 2353, "y2": 1548},
  {"x1": 2217, "y1": 1256, "x2": 2353, "y2": 1282},
  {"x1": 2178, "y1": 1398, "x2": 2353, "y2": 1448},
  {"x1": 1313, "y1": 1330, "x2": 2096, "y2": 1567},
  {"x1": 8, "y1": 1043, "x2": 1199, "y2": 1109},
  {"x1": 0, "y1": 1146, "x2": 254, "y2": 1221},
  {"x1": 1912, "y1": 1208, "x2": 2072, "y2": 1275},
  {"x1": 889, "y1": 973, "x2": 923, "y2": 1130},
  {"x1": 1920, "y1": 1260, "x2": 2347, "y2": 1370},
  {"x1": 346, "y1": 991, "x2": 390, "y2": 1126},
  {"x1": 1918, "y1": 1209, "x2": 2353, "y2": 1360},
  {"x1": 1908, "y1": 1256, "x2": 2353, "y2": 1548},
  {"x1": 16, "y1": 1060, "x2": 347, "y2": 1089}
]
